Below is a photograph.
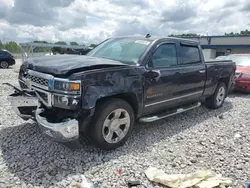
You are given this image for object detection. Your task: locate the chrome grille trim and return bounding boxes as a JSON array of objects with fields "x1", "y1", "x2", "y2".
[{"x1": 26, "y1": 75, "x2": 48, "y2": 86}]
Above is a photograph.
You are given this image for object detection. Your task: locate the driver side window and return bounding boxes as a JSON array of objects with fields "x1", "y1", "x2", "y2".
[{"x1": 150, "y1": 43, "x2": 178, "y2": 68}]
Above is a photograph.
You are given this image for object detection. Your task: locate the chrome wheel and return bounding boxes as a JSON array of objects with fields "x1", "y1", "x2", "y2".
[
  {"x1": 216, "y1": 86, "x2": 225, "y2": 106},
  {"x1": 102, "y1": 108, "x2": 130, "y2": 144},
  {"x1": 0, "y1": 61, "x2": 8, "y2": 68}
]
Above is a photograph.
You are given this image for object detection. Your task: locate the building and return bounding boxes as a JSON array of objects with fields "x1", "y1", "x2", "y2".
[{"x1": 182, "y1": 35, "x2": 250, "y2": 59}]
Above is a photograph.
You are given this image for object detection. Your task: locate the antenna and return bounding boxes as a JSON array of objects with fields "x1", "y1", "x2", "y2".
[{"x1": 145, "y1": 33, "x2": 151, "y2": 38}]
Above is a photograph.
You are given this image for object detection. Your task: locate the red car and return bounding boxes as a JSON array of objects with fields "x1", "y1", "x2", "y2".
[{"x1": 226, "y1": 54, "x2": 250, "y2": 92}]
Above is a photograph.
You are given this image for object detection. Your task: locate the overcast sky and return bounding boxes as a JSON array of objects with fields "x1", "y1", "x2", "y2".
[{"x1": 0, "y1": 0, "x2": 250, "y2": 44}]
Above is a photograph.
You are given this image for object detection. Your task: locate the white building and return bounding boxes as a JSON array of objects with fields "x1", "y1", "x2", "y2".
[{"x1": 182, "y1": 35, "x2": 250, "y2": 59}]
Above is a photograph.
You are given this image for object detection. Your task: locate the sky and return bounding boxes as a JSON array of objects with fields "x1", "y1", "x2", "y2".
[{"x1": 0, "y1": 0, "x2": 250, "y2": 45}]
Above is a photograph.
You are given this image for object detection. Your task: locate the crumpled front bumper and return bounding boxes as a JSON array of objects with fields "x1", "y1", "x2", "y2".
[
  {"x1": 8, "y1": 90, "x2": 79, "y2": 142},
  {"x1": 36, "y1": 103, "x2": 79, "y2": 142}
]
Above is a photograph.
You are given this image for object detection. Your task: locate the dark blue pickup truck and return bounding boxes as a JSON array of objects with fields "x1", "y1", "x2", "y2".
[{"x1": 8, "y1": 37, "x2": 236, "y2": 150}]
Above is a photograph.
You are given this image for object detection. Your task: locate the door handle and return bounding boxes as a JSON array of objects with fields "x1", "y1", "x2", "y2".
[{"x1": 199, "y1": 70, "x2": 205, "y2": 73}]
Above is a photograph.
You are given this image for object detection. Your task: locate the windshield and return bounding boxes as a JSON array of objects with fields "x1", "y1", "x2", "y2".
[
  {"x1": 87, "y1": 38, "x2": 152, "y2": 65},
  {"x1": 225, "y1": 55, "x2": 250, "y2": 66}
]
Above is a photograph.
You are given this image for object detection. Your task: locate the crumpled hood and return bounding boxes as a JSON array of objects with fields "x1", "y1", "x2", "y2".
[{"x1": 26, "y1": 55, "x2": 126, "y2": 76}]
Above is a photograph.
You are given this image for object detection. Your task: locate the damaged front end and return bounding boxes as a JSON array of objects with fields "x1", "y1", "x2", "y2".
[
  {"x1": 8, "y1": 87, "x2": 37, "y2": 121},
  {"x1": 6, "y1": 70, "x2": 83, "y2": 143}
]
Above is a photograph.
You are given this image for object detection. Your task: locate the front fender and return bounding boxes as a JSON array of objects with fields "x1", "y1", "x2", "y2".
[{"x1": 80, "y1": 67, "x2": 144, "y2": 114}]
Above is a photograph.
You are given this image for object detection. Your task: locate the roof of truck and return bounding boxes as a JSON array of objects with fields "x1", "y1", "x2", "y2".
[{"x1": 112, "y1": 36, "x2": 199, "y2": 44}]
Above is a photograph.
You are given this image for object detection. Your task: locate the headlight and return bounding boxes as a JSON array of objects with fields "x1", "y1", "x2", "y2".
[
  {"x1": 53, "y1": 95, "x2": 80, "y2": 109},
  {"x1": 241, "y1": 73, "x2": 250, "y2": 78},
  {"x1": 53, "y1": 79, "x2": 81, "y2": 94}
]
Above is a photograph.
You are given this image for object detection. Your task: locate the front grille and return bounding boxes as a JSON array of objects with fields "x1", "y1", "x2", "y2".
[
  {"x1": 36, "y1": 91, "x2": 48, "y2": 103},
  {"x1": 26, "y1": 75, "x2": 48, "y2": 87}
]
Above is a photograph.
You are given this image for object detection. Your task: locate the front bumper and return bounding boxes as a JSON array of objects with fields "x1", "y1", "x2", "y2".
[
  {"x1": 36, "y1": 103, "x2": 79, "y2": 142},
  {"x1": 8, "y1": 89, "x2": 79, "y2": 142},
  {"x1": 235, "y1": 80, "x2": 250, "y2": 93}
]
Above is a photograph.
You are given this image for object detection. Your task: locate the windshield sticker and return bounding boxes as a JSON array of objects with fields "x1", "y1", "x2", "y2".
[{"x1": 135, "y1": 40, "x2": 150, "y2": 45}]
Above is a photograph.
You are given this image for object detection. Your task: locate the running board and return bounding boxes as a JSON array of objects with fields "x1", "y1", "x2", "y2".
[{"x1": 139, "y1": 102, "x2": 201, "y2": 123}]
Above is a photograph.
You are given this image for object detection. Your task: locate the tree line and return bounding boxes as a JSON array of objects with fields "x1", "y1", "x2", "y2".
[
  {"x1": 1, "y1": 29, "x2": 250, "y2": 53},
  {"x1": 0, "y1": 40, "x2": 98, "y2": 53},
  {"x1": 169, "y1": 29, "x2": 250, "y2": 37}
]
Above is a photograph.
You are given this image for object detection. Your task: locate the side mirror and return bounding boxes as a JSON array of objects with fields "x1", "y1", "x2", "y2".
[{"x1": 144, "y1": 69, "x2": 161, "y2": 80}]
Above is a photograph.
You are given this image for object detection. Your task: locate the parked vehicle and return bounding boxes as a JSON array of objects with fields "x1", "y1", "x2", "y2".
[
  {"x1": 215, "y1": 56, "x2": 226, "y2": 60},
  {"x1": 8, "y1": 37, "x2": 236, "y2": 150},
  {"x1": 0, "y1": 49, "x2": 15, "y2": 68},
  {"x1": 225, "y1": 54, "x2": 250, "y2": 92}
]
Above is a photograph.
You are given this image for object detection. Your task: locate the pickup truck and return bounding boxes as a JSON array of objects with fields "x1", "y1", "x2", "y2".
[{"x1": 8, "y1": 37, "x2": 236, "y2": 150}]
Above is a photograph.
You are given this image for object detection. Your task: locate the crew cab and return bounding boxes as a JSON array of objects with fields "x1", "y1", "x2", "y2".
[{"x1": 8, "y1": 37, "x2": 236, "y2": 150}]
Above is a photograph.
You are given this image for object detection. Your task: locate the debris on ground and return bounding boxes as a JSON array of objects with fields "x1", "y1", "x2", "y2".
[
  {"x1": 127, "y1": 180, "x2": 141, "y2": 187},
  {"x1": 234, "y1": 133, "x2": 241, "y2": 139},
  {"x1": 80, "y1": 175, "x2": 95, "y2": 188},
  {"x1": 145, "y1": 167, "x2": 232, "y2": 188}
]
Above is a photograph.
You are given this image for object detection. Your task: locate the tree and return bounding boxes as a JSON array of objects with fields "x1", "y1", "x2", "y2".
[
  {"x1": 225, "y1": 29, "x2": 250, "y2": 36},
  {"x1": 33, "y1": 40, "x2": 50, "y2": 52},
  {"x1": 0, "y1": 40, "x2": 4, "y2": 49},
  {"x1": 70, "y1": 42, "x2": 78, "y2": 46},
  {"x1": 55, "y1": 41, "x2": 67, "y2": 45},
  {"x1": 168, "y1": 33, "x2": 200, "y2": 37},
  {"x1": 89, "y1": 44, "x2": 98, "y2": 48},
  {"x1": 5, "y1": 41, "x2": 20, "y2": 53},
  {"x1": 52, "y1": 41, "x2": 67, "y2": 54},
  {"x1": 240, "y1": 29, "x2": 250, "y2": 35}
]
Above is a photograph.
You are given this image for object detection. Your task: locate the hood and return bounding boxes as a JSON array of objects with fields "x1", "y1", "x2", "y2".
[
  {"x1": 26, "y1": 55, "x2": 127, "y2": 76},
  {"x1": 236, "y1": 65, "x2": 250, "y2": 73}
]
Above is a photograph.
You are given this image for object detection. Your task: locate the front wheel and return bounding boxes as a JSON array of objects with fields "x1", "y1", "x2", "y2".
[
  {"x1": 206, "y1": 82, "x2": 227, "y2": 109},
  {"x1": 89, "y1": 98, "x2": 134, "y2": 150}
]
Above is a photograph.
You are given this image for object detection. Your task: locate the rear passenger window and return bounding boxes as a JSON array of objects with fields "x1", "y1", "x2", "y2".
[
  {"x1": 150, "y1": 43, "x2": 178, "y2": 68},
  {"x1": 181, "y1": 45, "x2": 201, "y2": 64}
]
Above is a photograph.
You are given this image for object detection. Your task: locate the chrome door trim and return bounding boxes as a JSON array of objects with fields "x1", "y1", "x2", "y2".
[{"x1": 145, "y1": 91, "x2": 203, "y2": 107}]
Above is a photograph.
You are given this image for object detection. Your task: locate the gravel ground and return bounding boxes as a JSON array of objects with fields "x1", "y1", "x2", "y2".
[{"x1": 0, "y1": 68, "x2": 249, "y2": 188}]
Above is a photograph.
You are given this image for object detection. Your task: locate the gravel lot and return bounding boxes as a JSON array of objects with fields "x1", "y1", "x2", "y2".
[{"x1": 0, "y1": 68, "x2": 249, "y2": 188}]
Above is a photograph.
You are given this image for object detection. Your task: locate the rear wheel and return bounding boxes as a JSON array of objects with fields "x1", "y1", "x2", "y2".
[
  {"x1": 206, "y1": 82, "x2": 227, "y2": 109},
  {"x1": 89, "y1": 98, "x2": 134, "y2": 150},
  {"x1": 0, "y1": 61, "x2": 9, "y2": 69}
]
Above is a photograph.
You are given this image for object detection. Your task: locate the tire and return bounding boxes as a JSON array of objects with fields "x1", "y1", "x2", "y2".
[
  {"x1": 206, "y1": 82, "x2": 227, "y2": 109},
  {"x1": 0, "y1": 61, "x2": 9, "y2": 69},
  {"x1": 89, "y1": 98, "x2": 134, "y2": 150}
]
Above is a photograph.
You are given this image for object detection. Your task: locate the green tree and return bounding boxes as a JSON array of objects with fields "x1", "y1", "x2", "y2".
[
  {"x1": 0, "y1": 40, "x2": 4, "y2": 49},
  {"x1": 89, "y1": 44, "x2": 98, "y2": 48},
  {"x1": 225, "y1": 30, "x2": 250, "y2": 36},
  {"x1": 240, "y1": 29, "x2": 250, "y2": 35},
  {"x1": 33, "y1": 40, "x2": 50, "y2": 52},
  {"x1": 168, "y1": 33, "x2": 200, "y2": 37},
  {"x1": 55, "y1": 41, "x2": 67, "y2": 45},
  {"x1": 5, "y1": 41, "x2": 20, "y2": 53},
  {"x1": 52, "y1": 41, "x2": 67, "y2": 54},
  {"x1": 70, "y1": 42, "x2": 78, "y2": 45}
]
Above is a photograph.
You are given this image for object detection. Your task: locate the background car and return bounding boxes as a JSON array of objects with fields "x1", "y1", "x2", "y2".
[
  {"x1": 0, "y1": 49, "x2": 15, "y2": 68},
  {"x1": 225, "y1": 54, "x2": 250, "y2": 92},
  {"x1": 215, "y1": 55, "x2": 226, "y2": 60}
]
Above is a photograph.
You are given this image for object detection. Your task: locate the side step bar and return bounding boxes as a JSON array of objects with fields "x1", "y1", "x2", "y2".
[{"x1": 139, "y1": 102, "x2": 201, "y2": 123}]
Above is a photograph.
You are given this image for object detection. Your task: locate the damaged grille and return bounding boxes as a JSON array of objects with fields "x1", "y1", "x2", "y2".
[
  {"x1": 26, "y1": 75, "x2": 49, "y2": 87},
  {"x1": 36, "y1": 91, "x2": 49, "y2": 103}
]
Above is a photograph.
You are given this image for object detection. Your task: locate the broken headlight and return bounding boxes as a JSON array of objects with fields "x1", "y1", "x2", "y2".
[{"x1": 53, "y1": 79, "x2": 81, "y2": 94}]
